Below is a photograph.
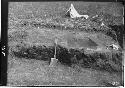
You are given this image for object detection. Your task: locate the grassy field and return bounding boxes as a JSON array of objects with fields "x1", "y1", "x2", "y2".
[
  {"x1": 8, "y1": 2, "x2": 123, "y2": 86},
  {"x1": 7, "y1": 54, "x2": 122, "y2": 86}
]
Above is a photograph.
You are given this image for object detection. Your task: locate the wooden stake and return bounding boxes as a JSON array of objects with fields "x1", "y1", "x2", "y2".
[{"x1": 49, "y1": 38, "x2": 58, "y2": 67}]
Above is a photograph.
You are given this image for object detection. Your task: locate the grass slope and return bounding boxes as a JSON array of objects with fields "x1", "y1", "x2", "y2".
[{"x1": 7, "y1": 2, "x2": 123, "y2": 86}]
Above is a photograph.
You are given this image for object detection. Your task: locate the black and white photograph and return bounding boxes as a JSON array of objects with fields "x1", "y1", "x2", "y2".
[{"x1": 6, "y1": 1, "x2": 124, "y2": 86}]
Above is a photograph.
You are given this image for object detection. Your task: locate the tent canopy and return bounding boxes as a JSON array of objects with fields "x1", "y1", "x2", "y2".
[{"x1": 65, "y1": 4, "x2": 89, "y2": 19}]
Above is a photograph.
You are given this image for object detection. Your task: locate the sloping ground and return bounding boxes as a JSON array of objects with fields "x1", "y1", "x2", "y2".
[
  {"x1": 8, "y1": 27, "x2": 116, "y2": 50},
  {"x1": 8, "y1": 17, "x2": 123, "y2": 87},
  {"x1": 8, "y1": 26, "x2": 123, "y2": 86},
  {"x1": 8, "y1": 2, "x2": 123, "y2": 86},
  {"x1": 8, "y1": 14, "x2": 123, "y2": 50},
  {"x1": 7, "y1": 54, "x2": 122, "y2": 86}
]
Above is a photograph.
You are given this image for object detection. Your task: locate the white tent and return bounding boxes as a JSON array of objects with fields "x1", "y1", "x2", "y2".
[{"x1": 65, "y1": 4, "x2": 89, "y2": 19}]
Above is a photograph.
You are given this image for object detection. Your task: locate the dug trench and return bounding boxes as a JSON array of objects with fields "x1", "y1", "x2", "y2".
[
  {"x1": 8, "y1": 43, "x2": 123, "y2": 86},
  {"x1": 12, "y1": 44, "x2": 123, "y2": 73}
]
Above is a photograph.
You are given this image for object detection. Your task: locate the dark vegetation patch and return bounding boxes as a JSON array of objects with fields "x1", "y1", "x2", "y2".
[
  {"x1": 108, "y1": 25, "x2": 124, "y2": 48},
  {"x1": 12, "y1": 44, "x2": 123, "y2": 73},
  {"x1": 15, "y1": 18, "x2": 107, "y2": 33},
  {"x1": 12, "y1": 45, "x2": 54, "y2": 61}
]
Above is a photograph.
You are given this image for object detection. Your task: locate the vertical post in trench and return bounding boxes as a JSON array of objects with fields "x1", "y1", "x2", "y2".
[
  {"x1": 54, "y1": 38, "x2": 57, "y2": 59},
  {"x1": 49, "y1": 38, "x2": 58, "y2": 67}
]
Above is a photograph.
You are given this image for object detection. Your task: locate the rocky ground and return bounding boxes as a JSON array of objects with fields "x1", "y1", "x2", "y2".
[{"x1": 7, "y1": 2, "x2": 124, "y2": 86}]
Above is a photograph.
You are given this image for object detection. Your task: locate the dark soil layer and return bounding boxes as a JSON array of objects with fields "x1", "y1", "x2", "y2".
[
  {"x1": 12, "y1": 44, "x2": 123, "y2": 73},
  {"x1": 108, "y1": 25, "x2": 124, "y2": 48}
]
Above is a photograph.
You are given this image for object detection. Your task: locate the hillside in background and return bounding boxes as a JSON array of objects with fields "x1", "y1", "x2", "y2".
[{"x1": 8, "y1": 2, "x2": 124, "y2": 47}]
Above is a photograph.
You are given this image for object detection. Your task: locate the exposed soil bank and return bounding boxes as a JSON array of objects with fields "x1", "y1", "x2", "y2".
[{"x1": 11, "y1": 44, "x2": 123, "y2": 73}]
